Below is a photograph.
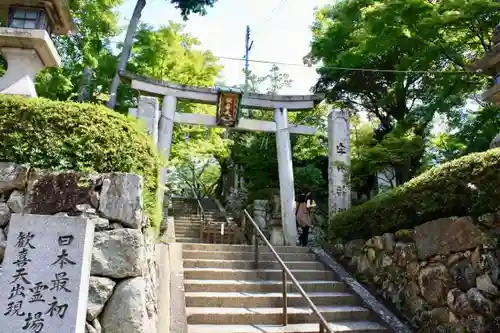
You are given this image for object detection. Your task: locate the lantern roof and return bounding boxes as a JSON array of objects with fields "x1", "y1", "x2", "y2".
[{"x1": 0, "y1": 0, "x2": 74, "y2": 35}]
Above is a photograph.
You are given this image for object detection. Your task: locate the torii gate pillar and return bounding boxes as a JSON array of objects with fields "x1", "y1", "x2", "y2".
[{"x1": 274, "y1": 107, "x2": 297, "y2": 245}]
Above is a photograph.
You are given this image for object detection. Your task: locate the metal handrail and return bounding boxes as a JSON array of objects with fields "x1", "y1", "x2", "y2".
[{"x1": 243, "y1": 210, "x2": 333, "y2": 333}]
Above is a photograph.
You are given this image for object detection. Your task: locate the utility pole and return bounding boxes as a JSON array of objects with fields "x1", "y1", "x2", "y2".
[
  {"x1": 227, "y1": 25, "x2": 253, "y2": 199},
  {"x1": 244, "y1": 25, "x2": 253, "y2": 94},
  {"x1": 242, "y1": 25, "x2": 253, "y2": 118}
]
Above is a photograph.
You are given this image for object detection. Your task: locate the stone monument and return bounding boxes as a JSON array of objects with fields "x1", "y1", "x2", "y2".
[
  {"x1": 252, "y1": 199, "x2": 268, "y2": 230},
  {"x1": 468, "y1": 23, "x2": 500, "y2": 148},
  {"x1": 327, "y1": 108, "x2": 351, "y2": 218},
  {"x1": 0, "y1": 0, "x2": 74, "y2": 97},
  {"x1": 0, "y1": 214, "x2": 94, "y2": 333}
]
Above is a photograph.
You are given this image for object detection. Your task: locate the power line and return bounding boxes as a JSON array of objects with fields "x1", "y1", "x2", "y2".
[
  {"x1": 215, "y1": 55, "x2": 484, "y2": 75},
  {"x1": 251, "y1": 0, "x2": 289, "y2": 36}
]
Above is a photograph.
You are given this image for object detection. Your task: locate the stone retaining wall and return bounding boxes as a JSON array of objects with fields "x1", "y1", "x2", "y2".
[
  {"x1": 0, "y1": 163, "x2": 159, "y2": 333},
  {"x1": 332, "y1": 216, "x2": 500, "y2": 333}
]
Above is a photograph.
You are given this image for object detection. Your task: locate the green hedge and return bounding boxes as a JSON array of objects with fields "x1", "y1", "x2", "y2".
[
  {"x1": 0, "y1": 95, "x2": 162, "y2": 227},
  {"x1": 330, "y1": 149, "x2": 500, "y2": 240}
]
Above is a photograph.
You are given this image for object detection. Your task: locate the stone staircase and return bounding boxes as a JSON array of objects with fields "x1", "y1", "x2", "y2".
[
  {"x1": 171, "y1": 198, "x2": 202, "y2": 243},
  {"x1": 172, "y1": 197, "x2": 240, "y2": 244},
  {"x1": 182, "y1": 243, "x2": 389, "y2": 333}
]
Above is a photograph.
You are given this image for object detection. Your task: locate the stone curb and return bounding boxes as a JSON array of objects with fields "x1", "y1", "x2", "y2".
[{"x1": 169, "y1": 243, "x2": 188, "y2": 333}]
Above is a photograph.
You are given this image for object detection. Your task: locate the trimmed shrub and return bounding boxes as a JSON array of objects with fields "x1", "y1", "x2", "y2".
[
  {"x1": 0, "y1": 95, "x2": 162, "y2": 227},
  {"x1": 329, "y1": 148, "x2": 500, "y2": 241}
]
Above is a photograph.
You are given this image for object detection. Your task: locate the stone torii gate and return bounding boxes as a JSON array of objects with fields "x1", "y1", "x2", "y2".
[{"x1": 120, "y1": 71, "x2": 350, "y2": 245}]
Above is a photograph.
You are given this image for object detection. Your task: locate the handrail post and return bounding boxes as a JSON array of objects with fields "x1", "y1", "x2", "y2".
[
  {"x1": 253, "y1": 230, "x2": 259, "y2": 269},
  {"x1": 282, "y1": 269, "x2": 288, "y2": 326},
  {"x1": 242, "y1": 210, "x2": 334, "y2": 333}
]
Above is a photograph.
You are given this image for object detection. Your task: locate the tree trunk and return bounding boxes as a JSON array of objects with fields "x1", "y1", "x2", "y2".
[
  {"x1": 107, "y1": 0, "x2": 146, "y2": 109},
  {"x1": 215, "y1": 158, "x2": 226, "y2": 200},
  {"x1": 77, "y1": 66, "x2": 94, "y2": 102}
]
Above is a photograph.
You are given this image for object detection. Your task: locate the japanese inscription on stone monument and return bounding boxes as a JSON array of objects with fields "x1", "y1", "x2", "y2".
[
  {"x1": 0, "y1": 214, "x2": 94, "y2": 333},
  {"x1": 328, "y1": 108, "x2": 351, "y2": 218}
]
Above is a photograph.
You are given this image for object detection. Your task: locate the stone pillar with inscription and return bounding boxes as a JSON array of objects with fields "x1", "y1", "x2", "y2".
[
  {"x1": 130, "y1": 95, "x2": 166, "y2": 230},
  {"x1": 0, "y1": 214, "x2": 95, "y2": 333},
  {"x1": 139, "y1": 96, "x2": 160, "y2": 145},
  {"x1": 327, "y1": 108, "x2": 351, "y2": 219}
]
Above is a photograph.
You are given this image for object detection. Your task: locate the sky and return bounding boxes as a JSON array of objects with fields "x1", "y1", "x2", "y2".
[
  {"x1": 116, "y1": 0, "x2": 332, "y2": 95},
  {"x1": 114, "y1": 0, "x2": 469, "y2": 134}
]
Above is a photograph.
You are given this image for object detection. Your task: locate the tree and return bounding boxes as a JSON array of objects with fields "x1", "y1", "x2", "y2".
[
  {"x1": 124, "y1": 23, "x2": 231, "y2": 196},
  {"x1": 128, "y1": 23, "x2": 226, "y2": 151},
  {"x1": 426, "y1": 105, "x2": 500, "y2": 163},
  {"x1": 107, "y1": 0, "x2": 218, "y2": 109},
  {"x1": 168, "y1": 129, "x2": 230, "y2": 198},
  {"x1": 36, "y1": 0, "x2": 122, "y2": 102},
  {"x1": 309, "y1": 0, "x2": 499, "y2": 185},
  {"x1": 259, "y1": 64, "x2": 293, "y2": 95}
]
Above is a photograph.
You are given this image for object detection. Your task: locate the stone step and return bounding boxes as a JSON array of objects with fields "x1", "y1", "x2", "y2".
[
  {"x1": 182, "y1": 250, "x2": 316, "y2": 261},
  {"x1": 188, "y1": 321, "x2": 389, "y2": 333},
  {"x1": 183, "y1": 268, "x2": 336, "y2": 281},
  {"x1": 182, "y1": 244, "x2": 310, "y2": 253},
  {"x1": 176, "y1": 227, "x2": 201, "y2": 233},
  {"x1": 184, "y1": 280, "x2": 347, "y2": 293},
  {"x1": 185, "y1": 291, "x2": 359, "y2": 307},
  {"x1": 175, "y1": 230, "x2": 202, "y2": 235},
  {"x1": 177, "y1": 233, "x2": 201, "y2": 239},
  {"x1": 175, "y1": 223, "x2": 203, "y2": 228},
  {"x1": 175, "y1": 220, "x2": 202, "y2": 224},
  {"x1": 175, "y1": 225, "x2": 202, "y2": 230},
  {"x1": 183, "y1": 259, "x2": 325, "y2": 270},
  {"x1": 177, "y1": 237, "x2": 203, "y2": 243},
  {"x1": 175, "y1": 232, "x2": 200, "y2": 238},
  {"x1": 186, "y1": 306, "x2": 372, "y2": 325},
  {"x1": 175, "y1": 222, "x2": 203, "y2": 226},
  {"x1": 176, "y1": 229, "x2": 201, "y2": 235}
]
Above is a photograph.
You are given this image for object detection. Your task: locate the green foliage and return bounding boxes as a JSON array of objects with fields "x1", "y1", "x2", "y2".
[
  {"x1": 129, "y1": 23, "x2": 226, "y2": 152},
  {"x1": 328, "y1": 148, "x2": 500, "y2": 241},
  {"x1": 36, "y1": 0, "x2": 123, "y2": 103},
  {"x1": 0, "y1": 95, "x2": 162, "y2": 226},
  {"x1": 168, "y1": 134, "x2": 229, "y2": 197},
  {"x1": 107, "y1": 0, "x2": 219, "y2": 108},
  {"x1": 309, "y1": 0, "x2": 498, "y2": 186},
  {"x1": 170, "y1": 0, "x2": 218, "y2": 20},
  {"x1": 425, "y1": 132, "x2": 467, "y2": 165},
  {"x1": 0, "y1": 55, "x2": 6, "y2": 78},
  {"x1": 423, "y1": 105, "x2": 500, "y2": 165},
  {"x1": 294, "y1": 165, "x2": 324, "y2": 191},
  {"x1": 129, "y1": 23, "x2": 221, "y2": 85},
  {"x1": 453, "y1": 105, "x2": 500, "y2": 154}
]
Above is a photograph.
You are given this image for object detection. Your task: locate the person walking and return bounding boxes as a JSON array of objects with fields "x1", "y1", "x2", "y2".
[{"x1": 295, "y1": 190, "x2": 316, "y2": 247}]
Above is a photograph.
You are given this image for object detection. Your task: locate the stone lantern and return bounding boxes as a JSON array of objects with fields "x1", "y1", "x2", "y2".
[
  {"x1": 468, "y1": 24, "x2": 500, "y2": 148},
  {"x1": 0, "y1": 1, "x2": 74, "y2": 97}
]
